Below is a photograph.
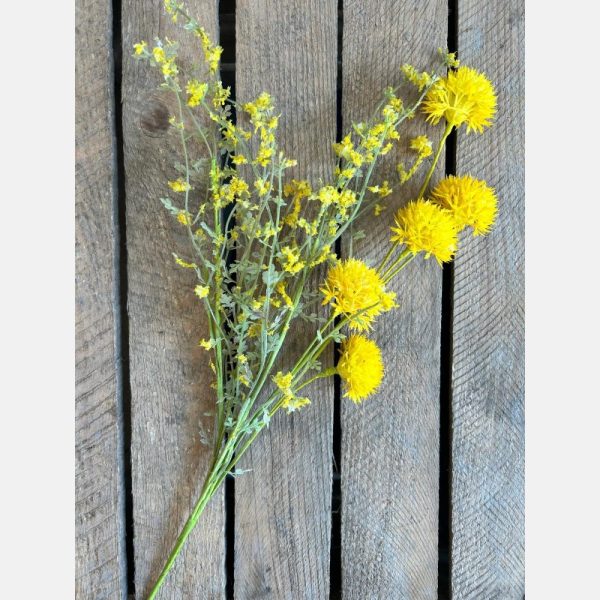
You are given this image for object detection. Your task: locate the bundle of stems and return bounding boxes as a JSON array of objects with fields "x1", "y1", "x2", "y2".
[{"x1": 134, "y1": 2, "x2": 498, "y2": 597}]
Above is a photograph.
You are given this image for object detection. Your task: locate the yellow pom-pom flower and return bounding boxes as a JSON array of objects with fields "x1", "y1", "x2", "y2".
[
  {"x1": 391, "y1": 200, "x2": 458, "y2": 264},
  {"x1": 337, "y1": 335, "x2": 384, "y2": 403},
  {"x1": 431, "y1": 175, "x2": 498, "y2": 236},
  {"x1": 320, "y1": 259, "x2": 397, "y2": 331},
  {"x1": 422, "y1": 66, "x2": 497, "y2": 133}
]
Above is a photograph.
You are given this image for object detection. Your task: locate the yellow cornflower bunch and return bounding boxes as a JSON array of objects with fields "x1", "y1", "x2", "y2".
[{"x1": 134, "y1": 3, "x2": 499, "y2": 597}]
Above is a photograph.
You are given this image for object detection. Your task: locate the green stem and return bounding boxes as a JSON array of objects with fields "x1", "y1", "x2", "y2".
[
  {"x1": 145, "y1": 461, "x2": 221, "y2": 600},
  {"x1": 416, "y1": 122, "x2": 453, "y2": 200}
]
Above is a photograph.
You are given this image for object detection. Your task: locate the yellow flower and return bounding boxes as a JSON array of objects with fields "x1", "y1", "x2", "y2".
[
  {"x1": 337, "y1": 335, "x2": 384, "y2": 403},
  {"x1": 194, "y1": 285, "x2": 209, "y2": 299},
  {"x1": 176, "y1": 211, "x2": 192, "y2": 225},
  {"x1": 401, "y1": 64, "x2": 432, "y2": 91},
  {"x1": 317, "y1": 186, "x2": 339, "y2": 206},
  {"x1": 199, "y1": 338, "x2": 215, "y2": 350},
  {"x1": 173, "y1": 254, "x2": 197, "y2": 269},
  {"x1": 161, "y1": 59, "x2": 178, "y2": 78},
  {"x1": 205, "y1": 45, "x2": 223, "y2": 74},
  {"x1": 320, "y1": 259, "x2": 396, "y2": 331},
  {"x1": 152, "y1": 46, "x2": 166, "y2": 63},
  {"x1": 368, "y1": 181, "x2": 392, "y2": 198},
  {"x1": 409, "y1": 135, "x2": 433, "y2": 158},
  {"x1": 254, "y1": 178, "x2": 271, "y2": 196},
  {"x1": 391, "y1": 200, "x2": 458, "y2": 264},
  {"x1": 276, "y1": 282, "x2": 294, "y2": 308},
  {"x1": 133, "y1": 41, "x2": 147, "y2": 55},
  {"x1": 273, "y1": 371, "x2": 310, "y2": 413},
  {"x1": 422, "y1": 66, "x2": 497, "y2": 133},
  {"x1": 168, "y1": 179, "x2": 191, "y2": 193},
  {"x1": 280, "y1": 246, "x2": 305, "y2": 274},
  {"x1": 186, "y1": 79, "x2": 208, "y2": 107},
  {"x1": 431, "y1": 175, "x2": 498, "y2": 236},
  {"x1": 232, "y1": 154, "x2": 248, "y2": 165}
]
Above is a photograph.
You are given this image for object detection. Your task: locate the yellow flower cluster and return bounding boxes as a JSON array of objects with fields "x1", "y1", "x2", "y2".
[
  {"x1": 186, "y1": 79, "x2": 208, "y2": 107},
  {"x1": 321, "y1": 259, "x2": 397, "y2": 331},
  {"x1": 431, "y1": 175, "x2": 498, "y2": 236},
  {"x1": 391, "y1": 200, "x2": 458, "y2": 264},
  {"x1": 273, "y1": 371, "x2": 310, "y2": 413},
  {"x1": 195, "y1": 27, "x2": 223, "y2": 74},
  {"x1": 280, "y1": 246, "x2": 305, "y2": 274},
  {"x1": 337, "y1": 335, "x2": 384, "y2": 402},
  {"x1": 151, "y1": 43, "x2": 178, "y2": 78},
  {"x1": 397, "y1": 135, "x2": 434, "y2": 184},
  {"x1": 423, "y1": 66, "x2": 497, "y2": 133},
  {"x1": 212, "y1": 176, "x2": 250, "y2": 209},
  {"x1": 168, "y1": 179, "x2": 191, "y2": 193},
  {"x1": 283, "y1": 179, "x2": 312, "y2": 227},
  {"x1": 401, "y1": 64, "x2": 433, "y2": 91}
]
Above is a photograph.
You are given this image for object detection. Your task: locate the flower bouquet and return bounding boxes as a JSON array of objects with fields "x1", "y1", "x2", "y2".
[{"x1": 133, "y1": 2, "x2": 498, "y2": 597}]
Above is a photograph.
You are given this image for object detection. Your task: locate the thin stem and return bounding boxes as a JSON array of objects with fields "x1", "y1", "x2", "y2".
[{"x1": 416, "y1": 122, "x2": 453, "y2": 200}]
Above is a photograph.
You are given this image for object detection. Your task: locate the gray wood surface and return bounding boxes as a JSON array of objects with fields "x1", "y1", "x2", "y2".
[
  {"x1": 451, "y1": 0, "x2": 525, "y2": 598},
  {"x1": 75, "y1": 0, "x2": 125, "y2": 598},
  {"x1": 121, "y1": 1, "x2": 225, "y2": 597},
  {"x1": 340, "y1": 2, "x2": 447, "y2": 598},
  {"x1": 233, "y1": 1, "x2": 337, "y2": 598}
]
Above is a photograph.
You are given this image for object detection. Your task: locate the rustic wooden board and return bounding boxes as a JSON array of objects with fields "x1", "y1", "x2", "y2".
[
  {"x1": 233, "y1": 1, "x2": 337, "y2": 598},
  {"x1": 75, "y1": 0, "x2": 125, "y2": 597},
  {"x1": 340, "y1": 2, "x2": 447, "y2": 598},
  {"x1": 451, "y1": 0, "x2": 525, "y2": 597},
  {"x1": 121, "y1": 1, "x2": 225, "y2": 597}
]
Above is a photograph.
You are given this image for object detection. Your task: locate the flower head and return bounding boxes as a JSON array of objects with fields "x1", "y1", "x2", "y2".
[
  {"x1": 337, "y1": 335, "x2": 384, "y2": 403},
  {"x1": 391, "y1": 200, "x2": 458, "y2": 264},
  {"x1": 431, "y1": 175, "x2": 497, "y2": 236},
  {"x1": 422, "y1": 66, "x2": 497, "y2": 133},
  {"x1": 321, "y1": 259, "x2": 397, "y2": 330}
]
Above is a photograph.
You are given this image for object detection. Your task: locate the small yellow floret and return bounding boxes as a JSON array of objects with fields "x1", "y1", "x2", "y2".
[
  {"x1": 422, "y1": 66, "x2": 497, "y2": 133},
  {"x1": 194, "y1": 285, "x2": 209, "y2": 299},
  {"x1": 337, "y1": 335, "x2": 384, "y2": 402},
  {"x1": 168, "y1": 179, "x2": 191, "y2": 193},
  {"x1": 199, "y1": 338, "x2": 215, "y2": 350},
  {"x1": 320, "y1": 259, "x2": 396, "y2": 331},
  {"x1": 391, "y1": 200, "x2": 458, "y2": 264},
  {"x1": 273, "y1": 371, "x2": 310, "y2": 413},
  {"x1": 431, "y1": 175, "x2": 498, "y2": 236},
  {"x1": 133, "y1": 41, "x2": 147, "y2": 55},
  {"x1": 186, "y1": 79, "x2": 208, "y2": 107}
]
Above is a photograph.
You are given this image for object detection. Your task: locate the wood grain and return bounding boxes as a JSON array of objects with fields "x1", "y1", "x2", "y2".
[
  {"x1": 451, "y1": 1, "x2": 525, "y2": 598},
  {"x1": 340, "y1": 2, "x2": 447, "y2": 598},
  {"x1": 233, "y1": 1, "x2": 337, "y2": 598},
  {"x1": 75, "y1": 0, "x2": 125, "y2": 597},
  {"x1": 121, "y1": 1, "x2": 225, "y2": 597}
]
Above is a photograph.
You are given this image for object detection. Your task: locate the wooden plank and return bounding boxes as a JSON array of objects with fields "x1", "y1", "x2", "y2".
[
  {"x1": 340, "y1": 2, "x2": 447, "y2": 598},
  {"x1": 451, "y1": 1, "x2": 525, "y2": 597},
  {"x1": 121, "y1": 1, "x2": 225, "y2": 596},
  {"x1": 233, "y1": 1, "x2": 337, "y2": 598},
  {"x1": 75, "y1": 0, "x2": 125, "y2": 597}
]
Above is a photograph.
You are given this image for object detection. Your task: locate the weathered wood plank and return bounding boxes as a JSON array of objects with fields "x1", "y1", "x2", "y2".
[
  {"x1": 451, "y1": 1, "x2": 525, "y2": 598},
  {"x1": 75, "y1": 0, "x2": 125, "y2": 597},
  {"x1": 233, "y1": 1, "x2": 337, "y2": 598},
  {"x1": 121, "y1": 1, "x2": 225, "y2": 597},
  {"x1": 340, "y1": 2, "x2": 447, "y2": 598}
]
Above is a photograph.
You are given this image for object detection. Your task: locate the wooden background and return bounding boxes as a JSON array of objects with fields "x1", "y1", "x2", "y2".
[{"x1": 75, "y1": 0, "x2": 524, "y2": 598}]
